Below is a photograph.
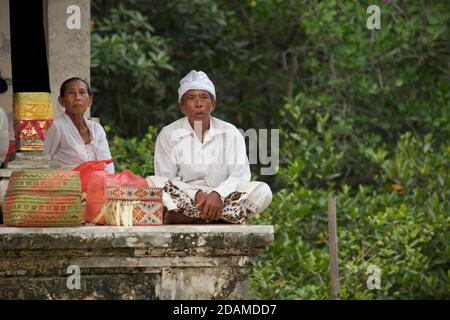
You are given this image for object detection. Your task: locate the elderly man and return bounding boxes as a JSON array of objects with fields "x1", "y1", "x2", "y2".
[{"x1": 147, "y1": 70, "x2": 272, "y2": 224}]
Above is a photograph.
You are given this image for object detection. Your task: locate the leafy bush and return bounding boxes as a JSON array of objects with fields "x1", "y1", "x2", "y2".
[
  {"x1": 106, "y1": 125, "x2": 158, "y2": 177},
  {"x1": 93, "y1": 0, "x2": 450, "y2": 299},
  {"x1": 91, "y1": 4, "x2": 173, "y2": 137},
  {"x1": 251, "y1": 99, "x2": 449, "y2": 299}
]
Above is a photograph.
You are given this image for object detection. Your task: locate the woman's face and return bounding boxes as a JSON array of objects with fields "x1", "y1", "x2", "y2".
[
  {"x1": 180, "y1": 89, "x2": 215, "y2": 126},
  {"x1": 59, "y1": 80, "x2": 92, "y2": 116}
]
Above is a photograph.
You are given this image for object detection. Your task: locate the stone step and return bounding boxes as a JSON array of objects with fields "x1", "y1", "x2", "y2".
[
  {"x1": 5, "y1": 160, "x2": 52, "y2": 170},
  {"x1": 0, "y1": 169, "x2": 12, "y2": 178},
  {"x1": 14, "y1": 152, "x2": 51, "y2": 161}
]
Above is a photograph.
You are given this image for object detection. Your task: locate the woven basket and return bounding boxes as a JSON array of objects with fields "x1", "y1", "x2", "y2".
[
  {"x1": 2, "y1": 169, "x2": 83, "y2": 227},
  {"x1": 93, "y1": 186, "x2": 163, "y2": 226}
]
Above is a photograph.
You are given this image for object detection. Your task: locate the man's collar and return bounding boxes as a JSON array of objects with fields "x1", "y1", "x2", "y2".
[{"x1": 176, "y1": 116, "x2": 224, "y2": 140}]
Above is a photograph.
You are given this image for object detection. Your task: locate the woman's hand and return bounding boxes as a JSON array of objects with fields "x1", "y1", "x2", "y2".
[{"x1": 196, "y1": 190, "x2": 223, "y2": 221}]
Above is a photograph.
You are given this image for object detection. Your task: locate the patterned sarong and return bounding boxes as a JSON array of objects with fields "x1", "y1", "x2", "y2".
[{"x1": 163, "y1": 181, "x2": 256, "y2": 224}]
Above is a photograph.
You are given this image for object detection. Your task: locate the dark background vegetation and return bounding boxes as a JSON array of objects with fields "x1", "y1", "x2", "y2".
[{"x1": 91, "y1": 0, "x2": 449, "y2": 299}]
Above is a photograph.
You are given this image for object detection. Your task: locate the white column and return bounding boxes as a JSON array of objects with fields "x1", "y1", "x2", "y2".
[{"x1": 45, "y1": 0, "x2": 91, "y2": 117}]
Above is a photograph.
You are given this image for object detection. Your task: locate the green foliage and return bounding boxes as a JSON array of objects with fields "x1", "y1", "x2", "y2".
[
  {"x1": 251, "y1": 99, "x2": 449, "y2": 299},
  {"x1": 95, "y1": 0, "x2": 449, "y2": 299},
  {"x1": 106, "y1": 125, "x2": 158, "y2": 177},
  {"x1": 91, "y1": 4, "x2": 173, "y2": 137}
]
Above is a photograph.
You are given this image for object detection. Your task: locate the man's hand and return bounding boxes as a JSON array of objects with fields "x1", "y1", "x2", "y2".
[
  {"x1": 195, "y1": 190, "x2": 207, "y2": 210},
  {"x1": 196, "y1": 191, "x2": 223, "y2": 221}
]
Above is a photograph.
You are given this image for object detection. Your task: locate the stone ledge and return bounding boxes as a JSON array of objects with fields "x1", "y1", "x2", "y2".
[
  {"x1": 14, "y1": 152, "x2": 51, "y2": 161},
  {"x1": 0, "y1": 225, "x2": 274, "y2": 299},
  {"x1": 0, "y1": 224, "x2": 274, "y2": 234},
  {"x1": 0, "y1": 225, "x2": 274, "y2": 250},
  {"x1": 4, "y1": 160, "x2": 52, "y2": 170}
]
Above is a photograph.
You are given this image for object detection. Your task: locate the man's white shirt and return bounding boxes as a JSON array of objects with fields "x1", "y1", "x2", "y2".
[{"x1": 154, "y1": 116, "x2": 251, "y2": 199}]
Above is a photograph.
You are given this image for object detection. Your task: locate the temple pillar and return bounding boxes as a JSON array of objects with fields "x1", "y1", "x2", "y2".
[{"x1": 44, "y1": 0, "x2": 91, "y2": 117}]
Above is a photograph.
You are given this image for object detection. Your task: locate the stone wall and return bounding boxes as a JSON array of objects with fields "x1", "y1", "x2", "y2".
[{"x1": 0, "y1": 225, "x2": 274, "y2": 300}]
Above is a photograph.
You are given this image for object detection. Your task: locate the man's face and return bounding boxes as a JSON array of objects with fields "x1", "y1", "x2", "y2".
[{"x1": 180, "y1": 89, "x2": 215, "y2": 125}]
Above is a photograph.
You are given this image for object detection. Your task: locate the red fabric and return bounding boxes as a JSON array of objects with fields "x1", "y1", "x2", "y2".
[
  {"x1": 14, "y1": 119, "x2": 52, "y2": 151},
  {"x1": 73, "y1": 159, "x2": 113, "y2": 193},
  {"x1": 84, "y1": 170, "x2": 148, "y2": 224},
  {"x1": 5, "y1": 141, "x2": 15, "y2": 162}
]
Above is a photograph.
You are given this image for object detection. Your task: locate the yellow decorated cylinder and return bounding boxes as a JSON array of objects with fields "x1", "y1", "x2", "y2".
[
  {"x1": 13, "y1": 92, "x2": 54, "y2": 120},
  {"x1": 13, "y1": 92, "x2": 54, "y2": 151}
]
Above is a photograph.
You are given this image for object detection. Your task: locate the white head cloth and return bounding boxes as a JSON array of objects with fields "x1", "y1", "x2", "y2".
[{"x1": 178, "y1": 70, "x2": 216, "y2": 102}]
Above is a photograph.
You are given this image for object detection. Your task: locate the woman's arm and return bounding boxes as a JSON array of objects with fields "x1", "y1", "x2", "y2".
[
  {"x1": 95, "y1": 125, "x2": 115, "y2": 173},
  {"x1": 0, "y1": 108, "x2": 9, "y2": 164},
  {"x1": 43, "y1": 123, "x2": 60, "y2": 157}
]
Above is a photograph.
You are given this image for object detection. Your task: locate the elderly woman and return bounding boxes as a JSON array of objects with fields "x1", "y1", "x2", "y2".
[
  {"x1": 148, "y1": 70, "x2": 272, "y2": 224},
  {"x1": 44, "y1": 77, "x2": 114, "y2": 173}
]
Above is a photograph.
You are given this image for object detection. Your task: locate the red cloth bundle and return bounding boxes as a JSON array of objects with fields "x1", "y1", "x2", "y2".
[
  {"x1": 73, "y1": 159, "x2": 113, "y2": 193},
  {"x1": 84, "y1": 170, "x2": 151, "y2": 225}
]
